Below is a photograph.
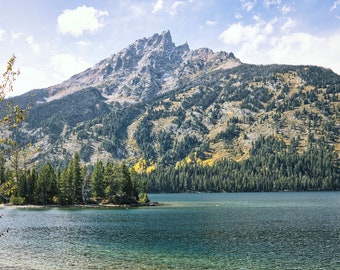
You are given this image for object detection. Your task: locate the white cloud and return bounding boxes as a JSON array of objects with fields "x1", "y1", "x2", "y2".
[
  {"x1": 76, "y1": 40, "x2": 90, "y2": 46},
  {"x1": 330, "y1": 0, "x2": 340, "y2": 12},
  {"x1": 57, "y1": 6, "x2": 108, "y2": 37},
  {"x1": 129, "y1": 4, "x2": 146, "y2": 17},
  {"x1": 280, "y1": 17, "x2": 295, "y2": 33},
  {"x1": 268, "y1": 33, "x2": 340, "y2": 74},
  {"x1": 220, "y1": 23, "x2": 250, "y2": 44},
  {"x1": 281, "y1": 5, "x2": 292, "y2": 15},
  {"x1": 252, "y1": 14, "x2": 259, "y2": 22},
  {"x1": 219, "y1": 18, "x2": 340, "y2": 75},
  {"x1": 49, "y1": 53, "x2": 91, "y2": 79},
  {"x1": 0, "y1": 29, "x2": 5, "y2": 40},
  {"x1": 330, "y1": 0, "x2": 340, "y2": 19},
  {"x1": 206, "y1": 20, "x2": 217, "y2": 26},
  {"x1": 220, "y1": 18, "x2": 274, "y2": 46},
  {"x1": 152, "y1": 0, "x2": 164, "y2": 13},
  {"x1": 263, "y1": 0, "x2": 281, "y2": 8},
  {"x1": 152, "y1": 0, "x2": 184, "y2": 16},
  {"x1": 11, "y1": 32, "x2": 24, "y2": 40},
  {"x1": 170, "y1": 1, "x2": 184, "y2": 16},
  {"x1": 11, "y1": 66, "x2": 48, "y2": 96},
  {"x1": 241, "y1": 0, "x2": 256, "y2": 12},
  {"x1": 26, "y1": 36, "x2": 40, "y2": 54},
  {"x1": 235, "y1": 12, "x2": 243, "y2": 19},
  {"x1": 269, "y1": 33, "x2": 313, "y2": 60},
  {"x1": 264, "y1": 18, "x2": 276, "y2": 34},
  {"x1": 8, "y1": 53, "x2": 93, "y2": 96}
]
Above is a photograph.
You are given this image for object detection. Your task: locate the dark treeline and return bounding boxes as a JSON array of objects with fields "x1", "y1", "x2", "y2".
[
  {"x1": 1, "y1": 136, "x2": 339, "y2": 205},
  {"x1": 0, "y1": 153, "x2": 149, "y2": 205},
  {"x1": 143, "y1": 135, "x2": 340, "y2": 192}
]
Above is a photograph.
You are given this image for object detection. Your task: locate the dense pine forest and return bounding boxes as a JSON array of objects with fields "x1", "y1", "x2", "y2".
[
  {"x1": 143, "y1": 135, "x2": 340, "y2": 192},
  {"x1": 0, "y1": 153, "x2": 149, "y2": 206},
  {"x1": 2, "y1": 134, "x2": 338, "y2": 206}
]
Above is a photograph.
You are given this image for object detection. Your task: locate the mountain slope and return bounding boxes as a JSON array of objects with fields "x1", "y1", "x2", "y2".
[{"x1": 8, "y1": 31, "x2": 340, "y2": 170}]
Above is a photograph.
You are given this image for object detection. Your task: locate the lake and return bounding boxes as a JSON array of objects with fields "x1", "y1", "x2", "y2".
[{"x1": 0, "y1": 192, "x2": 339, "y2": 269}]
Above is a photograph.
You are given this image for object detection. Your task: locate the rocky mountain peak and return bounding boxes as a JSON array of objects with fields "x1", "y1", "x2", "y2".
[
  {"x1": 118, "y1": 31, "x2": 176, "y2": 59},
  {"x1": 112, "y1": 30, "x2": 182, "y2": 71},
  {"x1": 40, "y1": 31, "x2": 240, "y2": 103},
  {"x1": 147, "y1": 30, "x2": 174, "y2": 51}
]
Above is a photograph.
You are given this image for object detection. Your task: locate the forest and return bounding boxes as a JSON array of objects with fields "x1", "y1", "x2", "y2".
[
  {"x1": 0, "y1": 153, "x2": 149, "y2": 206},
  {"x1": 143, "y1": 135, "x2": 340, "y2": 193},
  {"x1": 1, "y1": 135, "x2": 339, "y2": 206}
]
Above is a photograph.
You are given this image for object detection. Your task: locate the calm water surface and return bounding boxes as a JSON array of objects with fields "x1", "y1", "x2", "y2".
[{"x1": 0, "y1": 192, "x2": 339, "y2": 269}]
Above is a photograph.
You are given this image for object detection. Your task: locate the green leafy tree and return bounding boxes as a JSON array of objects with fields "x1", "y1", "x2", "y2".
[{"x1": 0, "y1": 56, "x2": 26, "y2": 203}]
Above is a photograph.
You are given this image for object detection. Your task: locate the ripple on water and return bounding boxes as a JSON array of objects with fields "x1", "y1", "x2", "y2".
[{"x1": 0, "y1": 192, "x2": 339, "y2": 269}]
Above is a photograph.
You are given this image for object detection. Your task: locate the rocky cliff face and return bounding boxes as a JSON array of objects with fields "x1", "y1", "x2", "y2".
[{"x1": 38, "y1": 31, "x2": 240, "y2": 103}]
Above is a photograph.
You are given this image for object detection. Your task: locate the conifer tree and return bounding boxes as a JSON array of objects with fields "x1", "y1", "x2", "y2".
[
  {"x1": 104, "y1": 162, "x2": 119, "y2": 200},
  {"x1": 58, "y1": 164, "x2": 72, "y2": 205},
  {"x1": 120, "y1": 162, "x2": 133, "y2": 199},
  {"x1": 81, "y1": 166, "x2": 91, "y2": 204},
  {"x1": 90, "y1": 160, "x2": 105, "y2": 198},
  {"x1": 34, "y1": 163, "x2": 57, "y2": 205},
  {"x1": 72, "y1": 152, "x2": 83, "y2": 204}
]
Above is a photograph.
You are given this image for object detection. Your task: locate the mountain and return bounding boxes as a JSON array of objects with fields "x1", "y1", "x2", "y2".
[
  {"x1": 8, "y1": 31, "x2": 340, "y2": 172},
  {"x1": 21, "y1": 30, "x2": 239, "y2": 104}
]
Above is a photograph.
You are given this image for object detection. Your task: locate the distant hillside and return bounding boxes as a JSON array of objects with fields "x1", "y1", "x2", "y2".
[{"x1": 6, "y1": 31, "x2": 340, "y2": 176}]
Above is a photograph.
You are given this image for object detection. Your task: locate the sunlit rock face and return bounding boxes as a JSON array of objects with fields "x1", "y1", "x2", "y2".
[{"x1": 38, "y1": 30, "x2": 240, "y2": 103}]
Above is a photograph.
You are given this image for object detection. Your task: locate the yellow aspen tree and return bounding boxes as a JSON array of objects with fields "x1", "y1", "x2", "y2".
[{"x1": 0, "y1": 56, "x2": 26, "y2": 202}]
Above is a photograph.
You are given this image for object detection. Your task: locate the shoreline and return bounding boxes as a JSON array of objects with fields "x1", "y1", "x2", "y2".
[{"x1": 0, "y1": 201, "x2": 163, "y2": 209}]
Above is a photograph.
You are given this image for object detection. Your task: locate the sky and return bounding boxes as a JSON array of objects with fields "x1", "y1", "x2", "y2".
[{"x1": 0, "y1": 0, "x2": 339, "y2": 96}]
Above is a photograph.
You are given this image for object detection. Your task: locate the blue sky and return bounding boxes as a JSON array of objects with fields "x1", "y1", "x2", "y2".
[{"x1": 0, "y1": 0, "x2": 339, "y2": 96}]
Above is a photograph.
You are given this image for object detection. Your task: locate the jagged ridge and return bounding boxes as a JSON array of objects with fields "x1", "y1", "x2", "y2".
[{"x1": 32, "y1": 31, "x2": 240, "y2": 104}]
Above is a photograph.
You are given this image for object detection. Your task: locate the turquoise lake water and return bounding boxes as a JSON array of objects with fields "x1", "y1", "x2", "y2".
[{"x1": 0, "y1": 192, "x2": 339, "y2": 269}]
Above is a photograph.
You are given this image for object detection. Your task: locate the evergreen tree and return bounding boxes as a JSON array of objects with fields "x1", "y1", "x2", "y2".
[
  {"x1": 129, "y1": 167, "x2": 139, "y2": 201},
  {"x1": 58, "y1": 162, "x2": 75, "y2": 205},
  {"x1": 34, "y1": 163, "x2": 57, "y2": 205},
  {"x1": 104, "y1": 162, "x2": 119, "y2": 200},
  {"x1": 90, "y1": 160, "x2": 105, "y2": 198},
  {"x1": 138, "y1": 178, "x2": 149, "y2": 204},
  {"x1": 0, "y1": 155, "x2": 5, "y2": 185},
  {"x1": 81, "y1": 166, "x2": 91, "y2": 204},
  {"x1": 72, "y1": 153, "x2": 83, "y2": 204},
  {"x1": 120, "y1": 162, "x2": 133, "y2": 198}
]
